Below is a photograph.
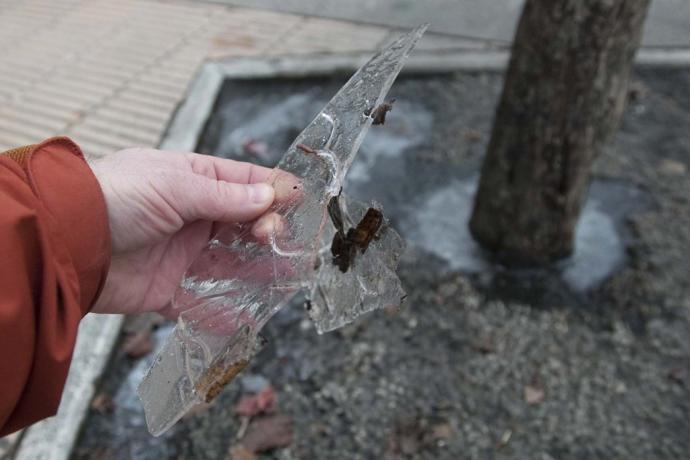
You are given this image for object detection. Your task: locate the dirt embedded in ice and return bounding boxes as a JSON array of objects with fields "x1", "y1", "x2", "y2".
[{"x1": 309, "y1": 195, "x2": 406, "y2": 333}]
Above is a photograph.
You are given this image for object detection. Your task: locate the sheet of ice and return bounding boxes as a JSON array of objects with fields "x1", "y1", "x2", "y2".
[
  {"x1": 138, "y1": 25, "x2": 427, "y2": 436},
  {"x1": 309, "y1": 196, "x2": 406, "y2": 333},
  {"x1": 402, "y1": 176, "x2": 636, "y2": 291}
]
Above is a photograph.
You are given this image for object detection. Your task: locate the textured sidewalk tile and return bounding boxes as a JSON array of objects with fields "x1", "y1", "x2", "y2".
[
  {"x1": 266, "y1": 16, "x2": 389, "y2": 55},
  {"x1": 93, "y1": 107, "x2": 169, "y2": 133},
  {"x1": 0, "y1": 128, "x2": 44, "y2": 148},
  {"x1": 74, "y1": 117, "x2": 163, "y2": 146}
]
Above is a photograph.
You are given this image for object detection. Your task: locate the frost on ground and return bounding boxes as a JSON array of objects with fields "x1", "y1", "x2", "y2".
[{"x1": 137, "y1": 25, "x2": 427, "y2": 436}]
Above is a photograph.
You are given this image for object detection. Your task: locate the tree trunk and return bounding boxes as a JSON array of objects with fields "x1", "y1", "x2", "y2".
[{"x1": 469, "y1": 0, "x2": 650, "y2": 266}]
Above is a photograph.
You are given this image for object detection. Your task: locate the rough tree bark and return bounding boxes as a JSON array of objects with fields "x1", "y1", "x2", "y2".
[{"x1": 469, "y1": 0, "x2": 650, "y2": 265}]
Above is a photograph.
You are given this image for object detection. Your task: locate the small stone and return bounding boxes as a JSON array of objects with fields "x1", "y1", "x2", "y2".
[
  {"x1": 241, "y1": 374, "x2": 270, "y2": 393},
  {"x1": 430, "y1": 422, "x2": 453, "y2": 444},
  {"x1": 497, "y1": 429, "x2": 512, "y2": 448},
  {"x1": 524, "y1": 384, "x2": 545, "y2": 405},
  {"x1": 659, "y1": 159, "x2": 686, "y2": 175},
  {"x1": 464, "y1": 128, "x2": 482, "y2": 142},
  {"x1": 298, "y1": 318, "x2": 312, "y2": 331}
]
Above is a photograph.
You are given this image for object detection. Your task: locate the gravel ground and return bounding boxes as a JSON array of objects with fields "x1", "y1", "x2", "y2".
[{"x1": 75, "y1": 69, "x2": 690, "y2": 460}]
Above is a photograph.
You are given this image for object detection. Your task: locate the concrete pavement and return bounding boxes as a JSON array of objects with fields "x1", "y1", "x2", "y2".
[
  {"x1": 213, "y1": 0, "x2": 690, "y2": 47},
  {"x1": 0, "y1": 0, "x2": 427, "y2": 157}
]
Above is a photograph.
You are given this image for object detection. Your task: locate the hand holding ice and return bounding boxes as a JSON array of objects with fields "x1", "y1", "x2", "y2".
[{"x1": 138, "y1": 25, "x2": 427, "y2": 436}]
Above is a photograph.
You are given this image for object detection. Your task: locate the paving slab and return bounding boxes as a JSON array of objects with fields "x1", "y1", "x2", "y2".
[{"x1": 212, "y1": 0, "x2": 690, "y2": 47}]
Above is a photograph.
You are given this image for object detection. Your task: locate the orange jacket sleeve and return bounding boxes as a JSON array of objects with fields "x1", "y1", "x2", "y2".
[{"x1": 0, "y1": 137, "x2": 111, "y2": 436}]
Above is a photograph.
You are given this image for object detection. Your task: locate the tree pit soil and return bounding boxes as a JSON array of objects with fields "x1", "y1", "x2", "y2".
[{"x1": 75, "y1": 69, "x2": 690, "y2": 460}]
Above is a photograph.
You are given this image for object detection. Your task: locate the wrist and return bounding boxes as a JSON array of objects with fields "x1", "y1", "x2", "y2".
[{"x1": 25, "y1": 137, "x2": 112, "y2": 315}]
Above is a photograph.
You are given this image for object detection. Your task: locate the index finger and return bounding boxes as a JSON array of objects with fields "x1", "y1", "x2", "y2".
[
  {"x1": 186, "y1": 153, "x2": 274, "y2": 184},
  {"x1": 186, "y1": 153, "x2": 301, "y2": 203}
]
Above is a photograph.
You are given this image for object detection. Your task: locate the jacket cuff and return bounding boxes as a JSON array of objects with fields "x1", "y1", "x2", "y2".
[{"x1": 10, "y1": 137, "x2": 111, "y2": 315}]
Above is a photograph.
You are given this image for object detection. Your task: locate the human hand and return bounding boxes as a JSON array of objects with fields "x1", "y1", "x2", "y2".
[{"x1": 89, "y1": 148, "x2": 284, "y2": 316}]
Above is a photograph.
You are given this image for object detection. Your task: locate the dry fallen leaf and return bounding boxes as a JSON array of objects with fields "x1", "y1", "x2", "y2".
[
  {"x1": 472, "y1": 336, "x2": 495, "y2": 354},
  {"x1": 385, "y1": 416, "x2": 453, "y2": 459},
  {"x1": 241, "y1": 139, "x2": 269, "y2": 158},
  {"x1": 240, "y1": 415, "x2": 294, "y2": 453},
  {"x1": 121, "y1": 330, "x2": 153, "y2": 358},
  {"x1": 226, "y1": 445, "x2": 258, "y2": 460},
  {"x1": 668, "y1": 367, "x2": 686, "y2": 385},
  {"x1": 430, "y1": 422, "x2": 453, "y2": 441},
  {"x1": 427, "y1": 422, "x2": 453, "y2": 447},
  {"x1": 234, "y1": 386, "x2": 277, "y2": 417},
  {"x1": 524, "y1": 384, "x2": 545, "y2": 405},
  {"x1": 72, "y1": 446, "x2": 115, "y2": 460},
  {"x1": 90, "y1": 393, "x2": 114, "y2": 414},
  {"x1": 385, "y1": 419, "x2": 422, "y2": 459}
]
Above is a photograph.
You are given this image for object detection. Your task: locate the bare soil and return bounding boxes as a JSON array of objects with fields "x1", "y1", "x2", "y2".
[{"x1": 75, "y1": 69, "x2": 690, "y2": 460}]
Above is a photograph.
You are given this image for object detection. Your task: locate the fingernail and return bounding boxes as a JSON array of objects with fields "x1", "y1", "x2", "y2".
[{"x1": 249, "y1": 183, "x2": 274, "y2": 204}]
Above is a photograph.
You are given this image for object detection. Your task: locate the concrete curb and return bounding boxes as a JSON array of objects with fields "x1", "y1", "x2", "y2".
[
  {"x1": 163, "y1": 47, "x2": 690, "y2": 153},
  {"x1": 161, "y1": 51, "x2": 512, "y2": 153},
  {"x1": 13, "y1": 314, "x2": 124, "y2": 460}
]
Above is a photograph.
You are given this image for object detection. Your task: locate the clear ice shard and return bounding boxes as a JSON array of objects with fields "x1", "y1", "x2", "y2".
[{"x1": 138, "y1": 24, "x2": 427, "y2": 436}]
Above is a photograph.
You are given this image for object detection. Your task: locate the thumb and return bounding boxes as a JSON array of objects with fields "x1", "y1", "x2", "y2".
[{"x1": 174, "y1": 177, "x2": 275, "y2": 223}]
